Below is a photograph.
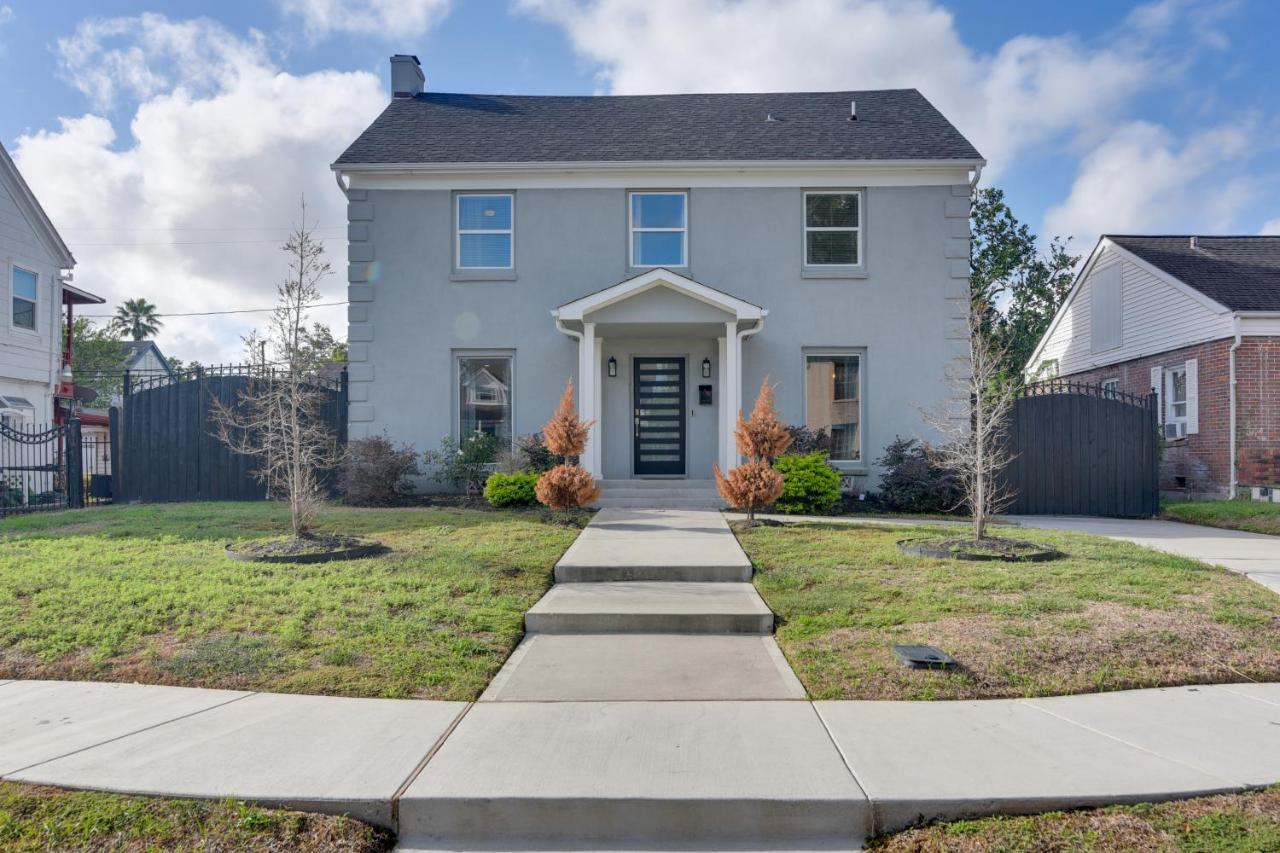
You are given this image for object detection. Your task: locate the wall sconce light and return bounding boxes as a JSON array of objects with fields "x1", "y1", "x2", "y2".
[
  {"x1": 607, "y1": 357, "x2": 617, "y2": 378},
  {"x1": 702, "y1": 357, "x2": 712, "y2": 378}
]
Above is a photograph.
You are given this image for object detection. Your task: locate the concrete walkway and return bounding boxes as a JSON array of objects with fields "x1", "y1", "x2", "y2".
[
  {"x1": 1014, "y1": 515, "x2": 1280, "y2": 594},
  {"x1": 481, "y1": 508, "x2": 806, "y2": 702},
  {"x1": 4, "y1": 679, "x2": 1280, "y2": 850}
]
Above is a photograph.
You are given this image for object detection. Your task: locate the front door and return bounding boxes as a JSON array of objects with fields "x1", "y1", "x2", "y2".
[{"x1": 633, "y1": 357, "x2": 686, "y2": 476}]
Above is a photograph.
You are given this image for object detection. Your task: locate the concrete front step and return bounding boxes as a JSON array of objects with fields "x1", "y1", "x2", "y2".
[
  {"x1": 525, "y1": 582, "x2": 773, "y2": 634},
  {"x1": 397, "y1": 701, "x2": 869, "y2": 850},
  {"x1": 480, "y1": 634, "x2": 807, "y2": 701},
  {"x1": 598, "y1": 479, "x2": 717, "y2": 490},
  {"x1": 594, "y1": 497, "x2": 724, "y2": 509},
  {"x1": 555, "y1": 562, "x2": 752, "y2": 582}
]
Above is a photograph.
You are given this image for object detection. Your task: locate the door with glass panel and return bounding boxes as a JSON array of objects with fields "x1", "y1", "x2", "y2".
[{"x1": 633, "y1": 358, "x2": 686, "y2": 476}]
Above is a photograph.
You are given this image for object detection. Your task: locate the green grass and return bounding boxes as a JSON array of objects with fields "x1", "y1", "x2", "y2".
[
  {"x1": 869, "y1": 786, "x2": 1280, "y2": 852},
  {"x1": 1163, "y1": 499, "x2": 1280, "y2": 536},
  {"x1": 0, "y1": 502, "x2": 579, "y2": 699},
  {"x1": 735, "y1": 521, "x2": 1280, "y2": 700},
  {"x1": 0, "y1": 782, "x2": 392, "y2": 851}
]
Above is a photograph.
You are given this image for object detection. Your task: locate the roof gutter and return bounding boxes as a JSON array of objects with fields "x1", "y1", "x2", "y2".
[
  {"x1": 1229, "y1": 315, "x2": 1242, "y2": 498},
  {"x1": 331, "y1": 157, "x2": 986, "y2": 175}
]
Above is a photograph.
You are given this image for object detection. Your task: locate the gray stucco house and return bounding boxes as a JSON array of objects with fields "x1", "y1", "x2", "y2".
[{"x1": 332, "y1": 55, "x2": 983, "y2": 494}]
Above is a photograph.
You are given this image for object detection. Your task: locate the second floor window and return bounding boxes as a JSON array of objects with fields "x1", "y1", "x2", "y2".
[
  {"x1": 457, "y1": 194, "x2": 513, "y2": 269},
  {"x1": 11, "y1": 267, "x2": 37, "y2": 330},
  {"x1": 805, "y1": 191, "x2": 860, "y2": 266},
  {"x1": 630, "y1": 191, "x2": 687, "y2": 267}
]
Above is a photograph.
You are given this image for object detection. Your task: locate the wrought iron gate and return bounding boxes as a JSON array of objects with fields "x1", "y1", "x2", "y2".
[{"x1": 0, "y1": 416, "x2": 113, "y2": 517}]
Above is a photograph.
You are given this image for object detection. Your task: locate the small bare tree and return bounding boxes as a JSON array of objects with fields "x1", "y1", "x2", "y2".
[
  {"x1": 926, "y1": 300, "x2": 1019, "y2": 541},
  {"x1": 214, "y1": 198, "x2": 342, "y2": 539}
]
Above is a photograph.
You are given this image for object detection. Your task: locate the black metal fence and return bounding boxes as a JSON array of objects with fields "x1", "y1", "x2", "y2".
[
  {"x1": 119, "y1": 363, "x2": 348, "y2": 503},
  {"x1": 1001, "y1": 380, "x2": 1159, "y2": 518},
  {"x1": 0, "y1": 417, "x2": 114, "y2": 517}
]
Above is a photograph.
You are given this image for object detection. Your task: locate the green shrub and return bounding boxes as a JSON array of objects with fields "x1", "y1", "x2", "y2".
[
  {"x1": 774, "y1": 452, "x2": 841, "y2": 515},
  {"x1": 876, "y1": 436, "x2": 963, "y2": 514},
  {"x1": 423, "y1": 432, "x2": 500, "y2": 494},
  {"x1": 484, "y1": 471, "x2": 540, "y2": 508}
]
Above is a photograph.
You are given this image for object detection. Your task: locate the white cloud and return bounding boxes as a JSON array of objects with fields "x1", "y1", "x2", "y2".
[
  {"x1": 279, "y1": 0, "x2": 451, "y2": 39},
  {"x1": 515, "y1": 0, "x2": 1163, "y2": 177},
  {"x1": 1043, "y1": 120, "x2": 1257, "y2": 245},
  {"x1": 0, "y1": 5, "x2": 13, "y2": 25},
  {"x1": 1257, "y1": 218, "x2": 1280, "y2": 235},
  {"x1": 15, "y1": 14, "x2": 389, "y2": 363}
]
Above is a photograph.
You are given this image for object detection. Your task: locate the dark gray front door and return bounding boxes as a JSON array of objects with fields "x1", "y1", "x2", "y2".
[{"x1": 633, "y1": 357, "x2": 686, "y2": 476}]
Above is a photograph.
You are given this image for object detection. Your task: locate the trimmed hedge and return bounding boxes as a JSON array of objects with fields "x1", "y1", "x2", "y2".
[
  {"x1": 774, "y1": 452, "x2": 842, "y2": 515},
  {"x1": 484, "y1": 471, "x2": 541, "y2": 508}
]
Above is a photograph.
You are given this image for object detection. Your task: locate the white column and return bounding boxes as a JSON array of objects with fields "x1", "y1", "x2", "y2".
[
  {"x1": 579, "y1": 322, "x2": 600, "y2": 478},
  {"x1": 723, "y1": 320, "x2": 740, "y2": 469},
  {"x1": 591, "y1": 334, "x2": 603, "y2": 477},
  {"x1": 717, "y1": 333, "x2": 729, "y2": 472}
]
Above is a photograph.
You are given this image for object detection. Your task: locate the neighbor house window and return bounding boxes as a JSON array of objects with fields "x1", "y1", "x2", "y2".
[
  {"x1": 804, "y1": 192, "x2": 860, "y2": 266},
  {"x1": 1101, "y1": 378, "x2": 1120, "y2": 398},
  {"x1": 456, "y1": 194, "x2": 513, "y2": 269},
  {"x1": 805, "y1": 352, "x2": 862, "y2": 462},
  {"x1": 11, "y1": 267, "x2": 37, "y2": 330},
  {"x1": 629, "y1": 192, "x2": 687, "y2": 267},
  {"x1": 1167, "y1": 365, "x2": 1188, "y2": 425},
  {"x1": 458, "y1": 355, "x2": 513, "y2": 445}
]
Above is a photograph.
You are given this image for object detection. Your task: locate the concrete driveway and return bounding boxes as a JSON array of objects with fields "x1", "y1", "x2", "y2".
[{"x1": 1012, "y1": 515, "x2": 1280, "y2": 594}]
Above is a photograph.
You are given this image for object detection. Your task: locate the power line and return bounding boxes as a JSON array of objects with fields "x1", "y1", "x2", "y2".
[
  {"x1": 77, "y1": 301, "x2": 350, "y2": 319},
  {"x1": 60, "y1": 226, "x2": 347, "y2": 232}
]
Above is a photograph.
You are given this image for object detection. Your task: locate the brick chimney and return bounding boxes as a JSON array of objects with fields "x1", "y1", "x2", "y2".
[{"x1": 390, "y1": 54, "x2": 424, "y2": 98}]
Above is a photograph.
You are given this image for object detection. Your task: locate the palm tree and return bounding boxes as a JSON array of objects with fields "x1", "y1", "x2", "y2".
[{"x1": 112, "y1": 298, "x2": 163, "y2": 341}]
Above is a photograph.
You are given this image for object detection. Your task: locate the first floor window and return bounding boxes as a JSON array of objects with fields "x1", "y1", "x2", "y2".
[
  {"x1": 804, "y1": 191, "x2": 860, "y2": 265},
  {"x1": 1167, "y1": 365, "x2": 1188, "y2": 423},
  {"x1": 11, "y1": 267, "x2": 36, "y2": 330},
  {"x1": 805, "y1": 352, "x2": 861, "y2": 462},
  {"x1": 458, "y1": 355, "x2": 513, "y2": 444},
  {"x1": 1101, "y1": 378, "x2": 1120, "y2": 398},
  {"x1": 457, "y1": 194, "x2": 513, "y2": 269},
  {"x1": 629, "y1": 191, "x2": 687, "y2": 267}
]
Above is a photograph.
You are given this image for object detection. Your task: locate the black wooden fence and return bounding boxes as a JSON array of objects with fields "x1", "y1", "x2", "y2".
[
  {"x1": 1001, "y1": 381, "x2": 1159, "y2": 518},
  {"x1": 118, "y1": 364, "x2": 347, "y2": 503}
]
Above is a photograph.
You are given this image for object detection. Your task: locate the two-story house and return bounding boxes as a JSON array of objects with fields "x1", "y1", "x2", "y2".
[
  {"x1": 332, "y1": 55, "x2": 983, "y2": 494},
  {"x1": 1, "y1": 143, "x2": 103, "y2": 427}
]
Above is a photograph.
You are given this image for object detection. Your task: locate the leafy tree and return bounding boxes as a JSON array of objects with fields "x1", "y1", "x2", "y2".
[
  {"x1": 302, "y1": 322, "x2": 347, "y2": 364},
  {"x1": 111, "y1": 298, "x2": 163, "y2": 341},
  {"x1": 970, "y1": 188, "x2": 1079, "y2": 383},
  {"x1": 69, "y1": 318, "x2": 127, "y2": 403}
]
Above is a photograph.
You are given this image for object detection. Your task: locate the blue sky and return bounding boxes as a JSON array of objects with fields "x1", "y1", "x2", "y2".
[{"x1": 0, "y1": 0, "x2": 1277, "y2": 362}]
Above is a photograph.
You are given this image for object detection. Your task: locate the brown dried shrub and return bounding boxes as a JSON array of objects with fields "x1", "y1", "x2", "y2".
[
  {"x1": 535, "y1": 464, "x2": 601, "y2": 511},
  {"x1": 736, "y1": 378, "x2": 792, "y2": 460},
  {"x1": 715, "y1": 377, "x2": 791, "y2": 521},
  {"x1": 542, "y1": 379, "x2": 592, "y2": 458},
  {"x1": 714, "y1": 460, "x2": 784, "y2": 519}
]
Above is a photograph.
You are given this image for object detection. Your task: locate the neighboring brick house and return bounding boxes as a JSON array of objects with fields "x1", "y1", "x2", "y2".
[{"x1": 1026, "y1": 235, "x2": 1280, "y2": 499}]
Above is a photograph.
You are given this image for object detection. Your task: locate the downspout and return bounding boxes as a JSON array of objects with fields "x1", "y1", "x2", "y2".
[
  {"x1": 736, "y1": 316, "x2": 766, "y2": 347},
  {"x1": 969, "y1": 162, "x2": 984, "y2": 191},
  {"x1": 333, "y1": 170, "x2": 350, "y2": 199},
  {"x1": 1229, "y1": 314, "x2": 1242, "y2": 498}
]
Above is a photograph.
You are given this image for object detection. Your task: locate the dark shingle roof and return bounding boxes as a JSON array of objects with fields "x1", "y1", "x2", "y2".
[
  {"x1": 1108, "y1": 236, "x2": 1280, "y2": 312},
  {"x1": 334, "y1": 89, "x2": 982, "y2": 166}
]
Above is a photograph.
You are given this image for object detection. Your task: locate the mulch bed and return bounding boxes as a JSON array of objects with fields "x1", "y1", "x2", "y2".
[
  {"x1": 225, "y1": 534, "x2": 388, "y2": 564},
  {"x1": 898, "y1": 535, "x2": 1061, "y2": 562}
]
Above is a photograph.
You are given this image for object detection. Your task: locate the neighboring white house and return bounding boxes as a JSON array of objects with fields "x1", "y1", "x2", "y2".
[
  {"x1": 1026, "y1": 235, "x2": 1280, "y2": 498},
  {"x1": 1, "y1": 142, "x2": 103, "y2": 427}
]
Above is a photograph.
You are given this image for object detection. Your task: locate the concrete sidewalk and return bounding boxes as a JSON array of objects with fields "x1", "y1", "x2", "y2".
[
  {"x1": 1013, "y1": 515, "x2": 1280, "y2": 594},
  {"x1": 4, "y1": 679, "x2": 1280, "y2": 849}
]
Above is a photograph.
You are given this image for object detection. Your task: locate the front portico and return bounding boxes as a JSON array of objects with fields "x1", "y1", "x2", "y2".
[{"x1": 553, "y1": 269, "x2": 767, "y2": 480}]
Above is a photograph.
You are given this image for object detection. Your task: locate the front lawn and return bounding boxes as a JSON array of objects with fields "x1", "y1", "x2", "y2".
[
  {"x1": 1163, "y1": 499, "x2": 1280, "y2": 536},
  {"x1": 0, "y1": 782, "x2": 392, "y2": 851},
  {"x1": 869, "y1": 786, "x2": 1280, "y2": 852},
  {"x1": 737, "y1": 521, "x2": 1280, "y2": 700},
  {"x1": 0, "y1": 503, "x2": 578, "y2": 700}
]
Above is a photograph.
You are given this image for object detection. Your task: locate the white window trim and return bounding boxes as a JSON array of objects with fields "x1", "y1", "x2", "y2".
[
  {"x1": 628, "y1": 190, "x2": 688, "y2": 269},
  {"x1": 454, "y1": 350, "x2": 516, "y2": 450},
  {"x1": 802, "y1": 348, "x2": 866, "y2": 468},
  {"x1": 455, "y1": 193, "x2": 515, "y2": 270},
  {"x1": 10, "y1": 263, "x2": 39, "y2": 334},
  {"x1": 803, "y1": 190, "x2": 862, "y2": 267},
  {"x1": 1165, "y1": 364, "x2": 1188, "y2": 439}
]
